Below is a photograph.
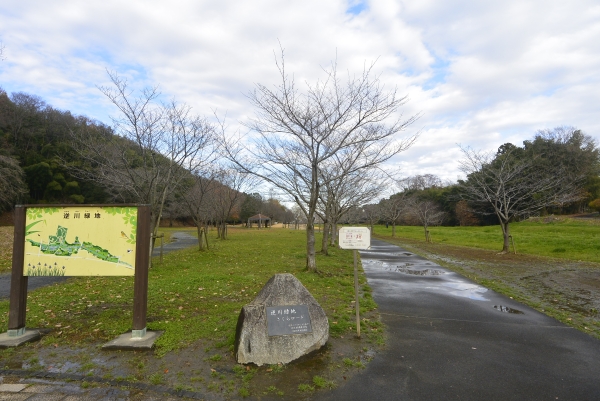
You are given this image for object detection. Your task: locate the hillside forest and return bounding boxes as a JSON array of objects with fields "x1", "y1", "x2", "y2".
[{"x1": 1, "y1": 88, "x2": 599, "y2": 238}]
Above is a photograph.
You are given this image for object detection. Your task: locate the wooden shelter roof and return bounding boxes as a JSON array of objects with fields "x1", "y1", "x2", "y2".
[{"x1": 248, "y1": 214, "x2": 271, "y2": 221}]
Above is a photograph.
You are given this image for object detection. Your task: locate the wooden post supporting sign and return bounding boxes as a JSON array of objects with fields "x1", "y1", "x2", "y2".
[
  {"x1": 8, "y1": 206, "x2": 27, "y2": 336},
  {"x1": 133, "y1": 205, "x2": 151, "y2": 337},
  {"x1": 338, "y1": 227, "x2": 371, "y2": 339}
]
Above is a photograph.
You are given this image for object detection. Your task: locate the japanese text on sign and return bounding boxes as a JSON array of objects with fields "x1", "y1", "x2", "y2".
[
  {"x1": 266, "y1": 305, "x2": 312, "y2": 336},
  {"x1": 338, "y1": 227, "x2": 371, "y2": 250},
  {"x1": 23, "y1": 206, "x2": 137, "y2": 276}
]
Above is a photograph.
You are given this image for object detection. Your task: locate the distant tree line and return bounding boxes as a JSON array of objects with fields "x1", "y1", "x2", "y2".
[
  {"x1": 5, "y1": 60, "x2": 596, "y2": 264},
  {"x1": 365, "y1": 127, "x2": 600, "y2": 251}
]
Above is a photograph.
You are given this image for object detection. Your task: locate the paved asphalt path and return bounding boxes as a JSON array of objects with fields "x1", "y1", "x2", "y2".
[
  {"x1": 0, "y1": 231, "x2": 198, "y2": 299},
  {"x1": 317, "y1": 239, "x2": 600, "y2": 401},
  {"x1": 152, "y1": 230, "x2": 198, "y2": 256}
]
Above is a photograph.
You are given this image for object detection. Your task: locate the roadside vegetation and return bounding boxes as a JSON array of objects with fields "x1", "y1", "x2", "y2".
[
  {"x1": 376, "y1": 216, "x2": 600, "y2": 263},
  {"x1": 375, "y1": 217, "x2": 600, "y2": 340},
  {"x1": 0, "y1": 227, "x2": 383, "y2": 397}
]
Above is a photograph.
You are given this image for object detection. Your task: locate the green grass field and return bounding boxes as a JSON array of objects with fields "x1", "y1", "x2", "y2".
[
  {"x1": 0, "y1": 227, "x2": 380, "y2": 356},
  {"x1": 376, "y1": 217, "x2": 600, "y2": 262}
]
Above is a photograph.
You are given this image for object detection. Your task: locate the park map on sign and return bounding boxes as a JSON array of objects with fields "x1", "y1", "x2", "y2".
[{"x1": 23, "y1": 207, "x2": 137, "y2": 276}]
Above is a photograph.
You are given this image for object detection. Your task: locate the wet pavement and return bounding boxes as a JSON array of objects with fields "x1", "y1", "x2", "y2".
[
  {"x1": 317, "y1": 239, "x2": 600, "y2": 401},
  {"x1": 0, "y1": 275, "x2": 68, "y2": 299},
  {"x1": 152, "y1": 231, "x2": 198, "y2": 257}
]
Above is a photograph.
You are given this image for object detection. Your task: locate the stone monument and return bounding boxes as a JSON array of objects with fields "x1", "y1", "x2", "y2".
[{"x1": 234, "y1": 273, "x2": 329, "y2": 366}]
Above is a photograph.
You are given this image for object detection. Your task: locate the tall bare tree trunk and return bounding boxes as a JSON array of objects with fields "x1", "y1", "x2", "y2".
[
  {"x1": 331, "y1": 222, "x2": 338, "y2": 246},
  {"x1": 204, "y1": 223, "x2": 210, "y2": 250},
  {"x1": 321, "y1": 220, "x2": 330, "y2": 255},
  {"x1": 306, "y1": 222, "x2": 317, "y2": 271},
  {"x1": 197, "y1": 225, "x2": 205, "y2": 250},
  {"x1": 500, "y1": 220, "x2": 511, "y2": 253}
]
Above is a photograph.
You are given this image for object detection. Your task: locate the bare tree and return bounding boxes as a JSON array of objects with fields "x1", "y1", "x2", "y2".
[
  {"x1": 342, "y1": 205, "x2": 364, "y2": 225},
  {"x1": 379, "y1": 193, "x2": 408, "y2": 237},
  {"x1": 317, "y1": 165, "x2": 386, "y2": 254},
  {"x1": 0, "y1": 155, "x2": 27, "y2": 211},
  {"x1": 179, "y1": 170, "x2": 220, "y2": 250},
  {"x1": 291, "y1": 205, "x2": 306, "y2": 230},
  {"x1": 70, "y1": 72, "x2": 216, "y2": 248},
  {"x1": 210, "y1": 168, "x2": 257, "y2": 239},
  {"x1": 221, "y1": 51, "x2": 418, "y2": 271},
  {"x1": 459, "y1": 146, "x2": 584, "y2": 253},
  {"x1": 407, "y1": 196, "x2": 445, "y2": 242},
  {"x1": 362, "y1": 203, "x2": 381, "y2": 233}
]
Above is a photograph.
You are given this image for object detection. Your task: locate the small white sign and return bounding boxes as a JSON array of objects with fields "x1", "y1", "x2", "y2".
[{"x1": 338, "y1": 227, "x2": 371, "y2": 250}]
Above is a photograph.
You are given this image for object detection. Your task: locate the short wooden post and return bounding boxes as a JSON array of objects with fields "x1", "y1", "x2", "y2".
[
  {"x1": 509, "y1": 235, "x2": 517, "y2": 254},
  {"x1": 8, "y1": 206, "x2": 27, "y2": 336},
  {"x1": 132, "y1": 205, "x2": 151, "y2": 337},
  {"x1": 353, "y1": 249, "x2": 361, "y2": 339}
]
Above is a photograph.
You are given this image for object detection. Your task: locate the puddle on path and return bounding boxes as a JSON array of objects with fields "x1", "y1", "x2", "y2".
[
  {"x1": 363, "y1": 260, "x2": 445, "y2": 276},
  {"x1": 427, "y1": 282, "x2": 490, "y2": 301},
  {"x1": 494, "y1": 305, "x2": 524, "y2": 314},
  {"x1": 382, "y1": 267, "x2": 446, "y2": 276},
  {"x1": 390, "y1": 267, "x2": 446, "y2": 276}
]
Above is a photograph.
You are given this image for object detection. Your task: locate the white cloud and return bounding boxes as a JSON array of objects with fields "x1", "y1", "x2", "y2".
[{"x1": 1, "y1": 0, "x2": 598, "y2": 186}]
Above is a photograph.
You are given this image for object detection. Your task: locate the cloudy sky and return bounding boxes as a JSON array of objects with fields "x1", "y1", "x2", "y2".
[{"x1": 1, "y1": 0, "x2": 598, "y2": 184}]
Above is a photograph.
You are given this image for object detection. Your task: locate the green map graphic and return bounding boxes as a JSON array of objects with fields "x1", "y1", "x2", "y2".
[{"x1": 27, "y1": 225, "x2": 132, "y2": 268}]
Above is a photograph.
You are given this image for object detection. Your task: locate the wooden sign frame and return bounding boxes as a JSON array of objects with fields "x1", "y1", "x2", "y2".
[{"x1": 7, "y1": 204, "x2": 151, "y2": 339}]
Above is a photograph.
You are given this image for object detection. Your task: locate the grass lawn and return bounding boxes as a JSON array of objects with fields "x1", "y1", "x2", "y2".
[
  {"x1": 377, "y1": 217, "x2": 600, "y2": 263},
  {"x1": 0, "y1": 227, "x2": 380, "y2": 352},
  {"x1": 0, "y1": 226, "x2": 382, "y2": 397}
]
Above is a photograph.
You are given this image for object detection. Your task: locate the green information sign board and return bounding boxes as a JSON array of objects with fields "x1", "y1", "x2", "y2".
[
  {"x1": 23, "y1": 206, "x2": 138, "y2": 276},
  {"x1": 5, "y1": 204, "x2": 152, "y2": 344}
]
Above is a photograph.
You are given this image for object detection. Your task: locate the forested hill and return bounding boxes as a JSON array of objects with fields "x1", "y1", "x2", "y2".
[{"x1": 0, "y1": 89, "x2": 111, "y2": 209}]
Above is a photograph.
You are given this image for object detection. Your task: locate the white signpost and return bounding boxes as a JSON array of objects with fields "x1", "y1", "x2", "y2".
[{"x1": 338, "y1": 227, "x2": 371, "y2": 338}]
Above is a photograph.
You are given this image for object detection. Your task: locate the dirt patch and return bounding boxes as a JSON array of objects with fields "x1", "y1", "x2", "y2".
[
  {"x1": 0, "y1": 324, "x2": 380, "y2": 400},
  {"x1": 378, "y1": 235, "x2": 600, "y2": 340}
]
